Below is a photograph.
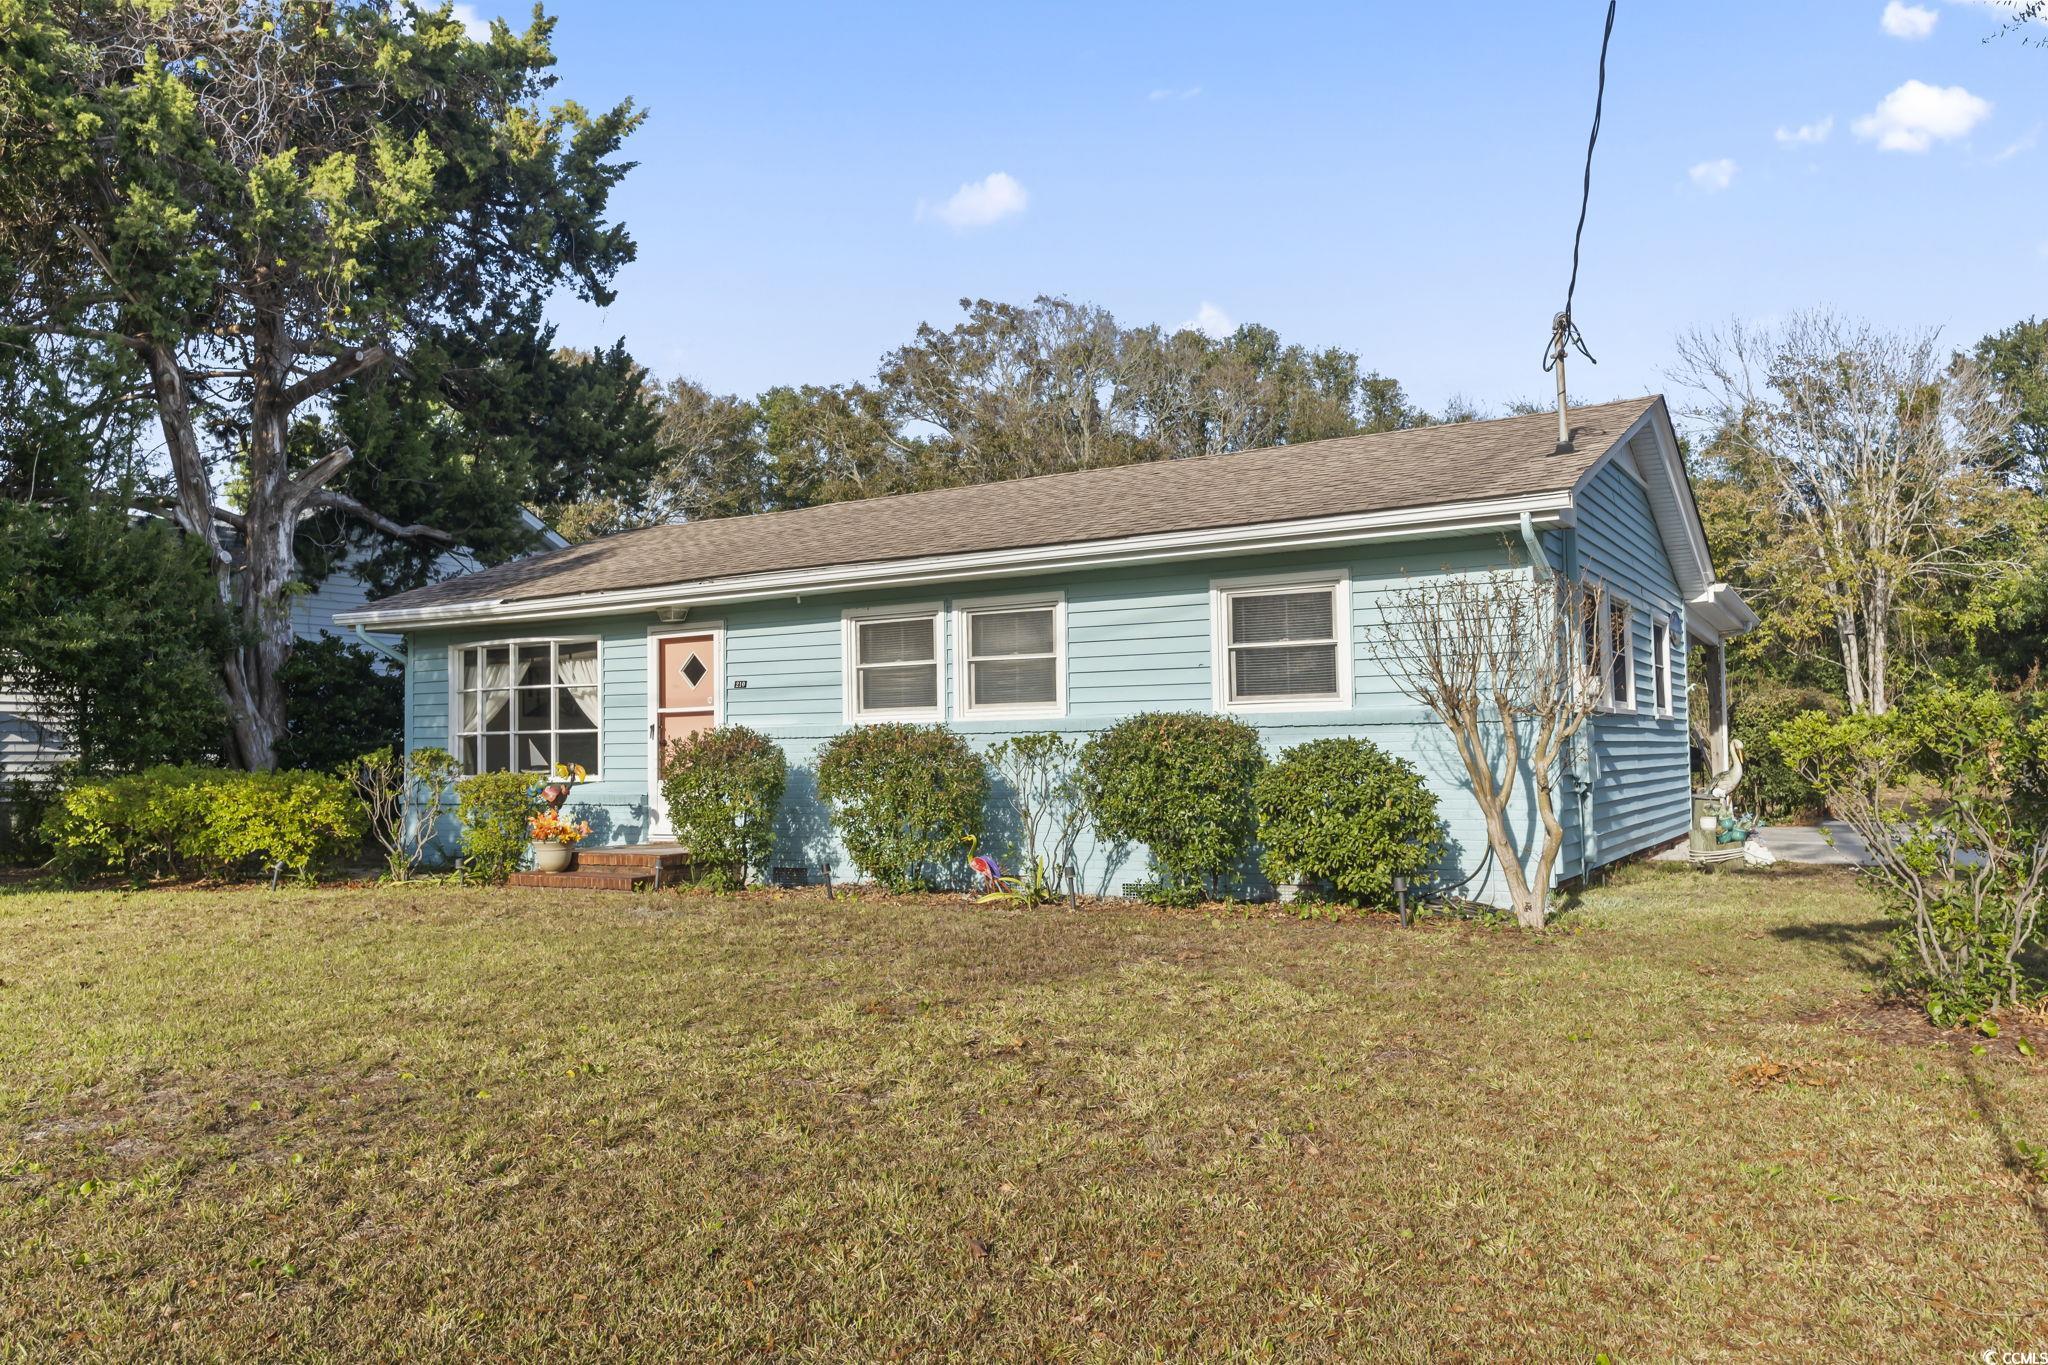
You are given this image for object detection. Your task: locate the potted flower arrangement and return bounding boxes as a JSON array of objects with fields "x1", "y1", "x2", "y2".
[
  {"x1": 528, "y1": 809, "x2": 591, "y2": 873},
  {"x1": 529, "y1": 762, "x2": 591, "y2": 873}
]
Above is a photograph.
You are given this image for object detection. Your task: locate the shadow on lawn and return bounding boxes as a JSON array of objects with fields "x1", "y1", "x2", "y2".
[
  {"x1": 1958, "y1": 1055, "x2": 2048, "y2": 1248},
  {"x1": 1768, "y1": 916, "x2": 1891, "y2": 979}
]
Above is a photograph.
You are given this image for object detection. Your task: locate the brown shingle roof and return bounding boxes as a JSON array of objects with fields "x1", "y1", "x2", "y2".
[{"x1": 358, "y1": 396, "x2": 1662, "y2": 617}]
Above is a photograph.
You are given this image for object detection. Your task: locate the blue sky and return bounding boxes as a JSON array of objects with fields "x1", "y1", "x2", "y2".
[{"x1": 481, "y1": 0, "x2": 2046, "y2": 414}]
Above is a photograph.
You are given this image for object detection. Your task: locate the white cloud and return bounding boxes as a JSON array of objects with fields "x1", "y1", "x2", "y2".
[
  {"x1": 917, "y1": 172, "x2": 1029, "y2": 229},
  {"x1": 1880, "y1": 2, "x2": 1939, "y2": 37},
  {"x1": 1775, "y1": 115, "x2": 1835, "y2": 145},
  {"x1": 1688, "y1": 158, "x2": 1739, "y2": 191},
  {"x1": 449, "y1": 3, "x2": 492, "y2": 40},
  {"x1": 1148, "y1": 86, "x2": 1202, "y2": 102},
  {"x1": 1853, "y1": 79, "x2": 1992, "y2": 151},
  {"x1": 1179, "y1": 302, "x2": 1235, "y2": 339}
]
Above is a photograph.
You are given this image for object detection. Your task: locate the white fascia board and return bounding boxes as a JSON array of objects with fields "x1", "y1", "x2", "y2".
[
  {"x1": 335, "y1": 491, "x2": 1575, "y2": 631},
  {"x1": 1686, "y1": 583, "x2": 1759, "y2": 641},
  {"x1": 1570, "y1": 398, "x2": 1717, "y2": 603}
]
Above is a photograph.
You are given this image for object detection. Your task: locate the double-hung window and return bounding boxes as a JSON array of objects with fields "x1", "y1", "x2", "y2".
[
  {"x1": 846, "y1": 609, "x2": 942, "y2": 721},
  {"x1": 1602, "y1": 599, "x2": 1636, "y2": 712},
  {"x1": 1214, "y1": 574, "x2": 1350, "y2": 710},
  {"x1": 455, "y1": 639, "x2": 600, "y2": 775},
  {"x1": 1652, "y1": 617, "x2": 1674, "y2": 715},
  {"x1": 958, "y1": 597, "x2": 1063, "y2": 717}
]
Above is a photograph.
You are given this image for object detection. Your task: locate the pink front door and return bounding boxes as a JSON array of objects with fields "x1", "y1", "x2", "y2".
[{"x1": 651, "y1": 631, "x2": 716, "y2": 834}]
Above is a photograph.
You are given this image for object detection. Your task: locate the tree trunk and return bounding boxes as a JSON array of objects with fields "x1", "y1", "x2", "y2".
[{"x1": 1837, "y1": 607, "x2": 1867, "y2": 714}]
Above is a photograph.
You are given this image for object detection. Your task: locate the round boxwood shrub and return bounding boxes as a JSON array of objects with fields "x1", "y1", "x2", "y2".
[
  {"x1": 815, "y1": 724, "x2": 986, "y2": 892},
  {"x1": 1078, "y1": 711, "x2": 1265, "y2": 902},
  {"x1": 661, "y1": 725, "x2": 788, "y2": 890},
  {"x1": 1254, "y1": 737, "x2": 1444, "y2": 907},
  {"x1": 456, "y1": 771, "x2": 542, "y2": 885}
]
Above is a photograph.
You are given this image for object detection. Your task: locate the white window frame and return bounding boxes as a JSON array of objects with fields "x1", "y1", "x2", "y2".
[
  {"x1": 1210, "y1": 569, "x2": 1353, "y2": 713},
  {"x1": 952, "y1": 592, "x2": 1066, "y2": 720},
  {"x1": 1652, "y1": 615, "x2": 1674, "y2": 717},
  {"x1": 1599, "y1": 596, "x2": 1637, "y2": 713},
  {"x1": 842, "y1": 603, "x2": 945, "y2": 724},
  {"x1": 448, "y1": 635, "x2": 604, "y2": 778}
]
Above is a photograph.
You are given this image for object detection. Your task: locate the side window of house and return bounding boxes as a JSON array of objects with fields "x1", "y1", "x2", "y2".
[
  {"x1": 1218, "y1": 577, "x2": 1347, "y2": 709},
  {"x1": 959, "y1": 600, "x2": 1062, "y2": 716},
  {"x1": 849, "y1": 612, "x2": 942, "y2": 719},
  {"x1": 1652, "y1": 617, "x2": 1673, "y2": 715},
  {"x1": 1604, "y1": 601, "x2": 1635, "y2": 711},
  {"x1": 456, "y1": 639, "x2": 600, "y2": 775}
]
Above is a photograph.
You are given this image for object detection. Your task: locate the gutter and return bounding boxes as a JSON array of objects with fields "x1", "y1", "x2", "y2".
[{"x1": 338, "y1": 492, "x2": 1577, "y2": 632}]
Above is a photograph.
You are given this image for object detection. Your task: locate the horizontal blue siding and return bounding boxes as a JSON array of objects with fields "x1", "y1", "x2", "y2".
[
  {"x1": 1567, "y1": 455, "x2": 1691, "y2": 875},
  {"x1": 400, "y1": 507, "x2": 1695, "y2": 901}
]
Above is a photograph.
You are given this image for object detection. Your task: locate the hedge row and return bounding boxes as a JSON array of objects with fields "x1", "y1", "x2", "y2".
[
  {"x1": 41, "y1": 765, "x2": 365, "y2": 882},
  {"x1": 660, "y1": 715, "x2": 1445, "y2": 905}
]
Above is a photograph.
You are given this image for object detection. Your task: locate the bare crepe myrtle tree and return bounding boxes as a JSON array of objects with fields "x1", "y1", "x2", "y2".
[{"x1": 1368, "y1": 563, "x2": 1606, "y2": 928}]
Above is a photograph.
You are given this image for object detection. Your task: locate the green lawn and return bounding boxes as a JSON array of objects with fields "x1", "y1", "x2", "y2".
[{"x1": 1, "y1": 867, "x2": 2042, "y2": 1360}]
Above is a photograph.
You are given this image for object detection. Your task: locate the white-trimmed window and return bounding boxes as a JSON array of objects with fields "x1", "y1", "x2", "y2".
[
  {"x1": 1213, "y1": 573, "x2": 1351, "y2": 711},
  {"x1": 845, "y1": 607, "x2": 943, "y2": 721},
  {"x1": 455, "y1": 638, "x2": 600, "y2": 776},
  {"x1": 1601, "y1": 599, "x2": 1636, "y2": 712},
  {"x1": 956, "y1": 596, "x2": 1064, "y2": 718},
  {"x1": 1652, "y1": 617, "x2": 1674, "y2": 716}
]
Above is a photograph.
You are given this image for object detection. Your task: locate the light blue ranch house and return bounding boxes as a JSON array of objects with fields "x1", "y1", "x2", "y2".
[{"x1": 337, "y1": 396, "x2": 1756, "y2": 904}]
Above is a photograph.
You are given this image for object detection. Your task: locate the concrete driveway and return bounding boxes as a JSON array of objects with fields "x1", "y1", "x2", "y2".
[
  {"x1": 1652, "y1": 821, "x2": 1872, "y2": 867},
  {"x1": 1751, "y1": 822, "x2": 1870, "y2": 866}
]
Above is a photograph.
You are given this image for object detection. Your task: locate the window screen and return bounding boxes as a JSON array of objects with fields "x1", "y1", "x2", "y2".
[
  {"x1": 965, "y1": 605, "x2": 1058, "y2": 711},
  {"x1": 1606, "y1": 604, "x2": 1634, "y2": 709},
  {"x1": 1225, "y1": 586, "x2": 1341, "y2": 703},
  {"x1": 855, "y1": 615, "x2": 939, "y2": 714}
]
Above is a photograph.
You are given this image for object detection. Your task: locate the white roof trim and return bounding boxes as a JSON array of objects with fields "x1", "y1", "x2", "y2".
[
  {"x1": 1569, "y1": 398, "x2": 1751, "y2": 635},
  {"x1": 336, "y1": 490, "x2": 1575, "y2": 630}
]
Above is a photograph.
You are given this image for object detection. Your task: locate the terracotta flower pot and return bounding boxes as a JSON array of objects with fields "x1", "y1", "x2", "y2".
[{"x1": 531, "y1": 840, "x2": 574, "y2": 874}]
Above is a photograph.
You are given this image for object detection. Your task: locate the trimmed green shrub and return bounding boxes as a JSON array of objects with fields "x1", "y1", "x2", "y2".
[
  {"x1": 41, "y1": 765, "x2": 364, "y2": 882},
  {"x1": 456, "y1": 771, "x2": 543, "y2": 885},
  {"x1": 1079, "y1": 712, "x2": 1265, "y2": 903},
  {"x1": 815, "y1": 724, "x2": 986, "y2": 892},
  {"x1": 1777, "y1": 687, "x2": 2048, "y2": 1024},
  {"x1": 661, "y1": 726, "x2": 788, "y2": 890},
  {"x1": 1254, "y1": 737, "x2": 1444, "y2": 907}
]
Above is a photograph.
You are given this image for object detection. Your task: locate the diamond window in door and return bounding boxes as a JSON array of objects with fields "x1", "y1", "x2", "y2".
[{"x1": 656, "y1": 634, "x2": 717, "y2": 754}]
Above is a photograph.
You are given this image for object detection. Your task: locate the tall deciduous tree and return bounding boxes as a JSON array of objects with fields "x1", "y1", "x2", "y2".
[
  {"x1": 0, "y1": 0, "x2": 642, "y2": 767},
  {"x1": 1676, "y1": 312, "x2": 2020, "y2": 714}
]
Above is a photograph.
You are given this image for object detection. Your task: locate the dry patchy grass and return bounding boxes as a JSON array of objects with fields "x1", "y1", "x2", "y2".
[{"x1": 0, "y1": 865, "x2": 2042, "y2": 1360}]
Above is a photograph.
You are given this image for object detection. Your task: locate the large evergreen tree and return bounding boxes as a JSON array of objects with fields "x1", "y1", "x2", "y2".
[{"x1": 0, "y1": 0, "x2": 646, "y2": 767}]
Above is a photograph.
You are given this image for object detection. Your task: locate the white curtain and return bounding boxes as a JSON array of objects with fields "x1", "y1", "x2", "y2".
[
  {"x1": 475, "y1": 650, "x2": 513, "y2": 731},
  {"x1": 557, "y1": 648, "x2": 599, "y2": 729}
]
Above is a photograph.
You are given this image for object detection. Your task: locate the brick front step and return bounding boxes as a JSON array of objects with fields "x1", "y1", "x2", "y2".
[
  {"x1": 506, "y1": 843, "x2": 693, "y2": 892},
  {"x1": 578, "y1": 844, "x2": 691, "y2": 871},
  {"x1": 507, "y1": 868, "x2": 652, "y2": 891}
]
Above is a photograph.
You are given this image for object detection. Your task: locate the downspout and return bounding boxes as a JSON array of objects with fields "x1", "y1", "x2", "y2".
[
  {"x1": 351, "y1": 623, "x2": 407, "y2": 667},
  {"x1": 1525, "y1": 513, "x2": 1595, "y2": 883}
]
